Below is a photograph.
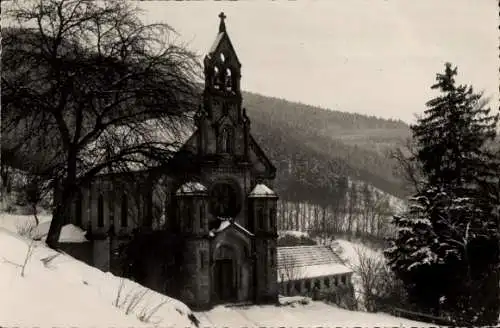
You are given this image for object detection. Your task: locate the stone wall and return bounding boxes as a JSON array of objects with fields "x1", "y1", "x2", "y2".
[{"x1": 58, "y1": 242, "x2": 94, "y2": 266}]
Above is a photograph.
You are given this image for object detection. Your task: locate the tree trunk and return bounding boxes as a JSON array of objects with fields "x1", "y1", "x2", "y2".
[{"x1": 46, "y1": 153, "x2": 78, "y2": 249}]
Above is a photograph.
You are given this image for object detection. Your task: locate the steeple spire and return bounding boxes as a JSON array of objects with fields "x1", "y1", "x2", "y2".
[{"x1": 218, "y1": 12, "x2": 226, "y2": 33}]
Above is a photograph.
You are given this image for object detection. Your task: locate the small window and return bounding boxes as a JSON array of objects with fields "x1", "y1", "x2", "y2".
[
  {"x1": 334, "y1": 276, "x2": 338, "y2": 286},
  {"x1": 120, "y1": 195, "x2": 128, "y2": 228},
  {"x1": 213, "y1": 66, "x2": 221, "y2": 89},
  {"x1": 257, "y1": 208, "x2": 265, "y2": 230},
  {"x1": 109, "y1": 194, "x2": 115, "y2": 226},
  {"x1": 287, "y1": 282, "x2": 292, "y2": 295},
  {"x1": 314, "y1": 280, "x2": 321, "y2": 289},
  {"x1": 185, "y1": 205, "x2": 192, "y2": 232},
  {"x1": 225, "y1": 68, "x2": 232, "y2": 91},
  {"x1": 199, "y1": 204, "x2": 205, "y2": 231},
  {"x1": 75, "y1": 192, "x2": 82, "y2": 227},
  {"x1": 324, "y1": 278, "x2": 330, "y2": 288},
  {"x1": 220, "y1": 127, "x2": 233, "y2": 153},
  {"x1": 269, "y1": 208, "x2": 276, "y2": 230},
  {"x1": 97, "y1": 194, "x2": 104, "y2": 227},
  {"x1": 342, "y1": 275, "x2": 347, "y2": 285},
  {"x1": 199, "y1": 250, "x2": 205, "y2": 269}
]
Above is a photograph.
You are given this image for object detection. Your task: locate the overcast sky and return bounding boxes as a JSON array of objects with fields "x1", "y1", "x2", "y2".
[{"x1": 138, "y1": 0, "x2": 498, "y2": 124}]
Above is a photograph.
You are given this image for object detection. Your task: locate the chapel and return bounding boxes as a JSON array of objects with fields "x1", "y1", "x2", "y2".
[{"x1": 63, "y1": 12, "x2": 279, "y2": 309}]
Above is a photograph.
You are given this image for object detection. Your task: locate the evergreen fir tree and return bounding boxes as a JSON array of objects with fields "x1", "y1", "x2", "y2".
[{"x1": 385, "y1": 63, "x2": 500, "y2": 325}]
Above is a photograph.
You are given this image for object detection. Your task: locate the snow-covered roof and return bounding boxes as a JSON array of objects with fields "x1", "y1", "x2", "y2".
[
  {"x1": 175, "y1": 182, "x2": 207, "y2": 196},
  {"x1": 209, "y1": 32, "x2": 225, "y2": 54},
  {"x1": 248, "y1": 183, "x2": 277, "y2": 198},
  {"x1": 209, "y1": 218, "x2": 254, "y2": 237},
  {"x1": 277, "y1": 245, "x2": 352, "y2": 282}
]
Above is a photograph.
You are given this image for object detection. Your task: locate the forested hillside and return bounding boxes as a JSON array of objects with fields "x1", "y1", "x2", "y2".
[{"x1": 243, "y1": 91, "x2": 411, "y2": 204}]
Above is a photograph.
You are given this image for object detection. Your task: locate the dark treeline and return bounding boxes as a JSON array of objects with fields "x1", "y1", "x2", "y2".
[{"x1": 244, "y1": 91, "x2": 411, "y2": 206}]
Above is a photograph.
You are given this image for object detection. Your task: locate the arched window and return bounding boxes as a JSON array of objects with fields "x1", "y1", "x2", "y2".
[
  {"x1": 257, "y1": 207, "x2": 265, "y2": 230},
  {"x1": 97, "y1": 194, "x2": 104, "y2": 227},
  {"x1": 75, "y1": 192, "x2": 82, "y2": 227},
  {"x1": 185, "y1": 203, "x2": 192, "y2": 232},
  {"x1": 213, "y1": 66, "x2": 221, "y2": 89},
  {"x1": 199, "y1": 203, "x2": 205, "y2": 231},
  {"x1": 120, "y1": 194, "x2": 128, "y2": 228},
  {"x1": 225, "y1": 68, "x2": 232, "y2": 91},
  {"x1": 269, "y1": 248, "x2": 274, "y2": 267},
  {"x1": 220, "y1": 127, "x2": 233, "y2": 153},
  {"x1": 269, "y1": 208, "x2": 276, "y2": 230}
]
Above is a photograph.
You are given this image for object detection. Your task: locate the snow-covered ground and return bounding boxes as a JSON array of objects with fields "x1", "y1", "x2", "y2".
[
  {"x1": 334, "y1": 238, "x2": 383, "y2": 269},
  {"x1": 197, "y1": 297, "x2": 434, "y2": 327},
  {"x1": 0, "y1": 212, "x2": 197, "y2": 328},
  {"x1": 0, "y1": 213, "x2": 432, "y2": 327}
]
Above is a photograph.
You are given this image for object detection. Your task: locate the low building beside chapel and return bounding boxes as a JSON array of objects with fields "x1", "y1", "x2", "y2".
[{"x1": 63, "y1": 13, "x2": 279, "y2": 309}]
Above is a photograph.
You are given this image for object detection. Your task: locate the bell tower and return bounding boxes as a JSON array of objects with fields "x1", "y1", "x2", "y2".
[{"x1": 202, "y1": 12, "x2": 245, "y2": 144}]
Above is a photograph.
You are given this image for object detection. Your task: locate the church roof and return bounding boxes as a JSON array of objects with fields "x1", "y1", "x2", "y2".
[
  {"x1": 209, "y1": 218, "x2": 254, "y2": 237},
  {"x1": 209, "y1": 33, "x2": 225, "y2": 54},
  {"x1": 248, "y1": 183, "x2": 277, "y2": 198},
  {"x1": 206, "y1": 12, "x2": 241, "y2": 66},
  {"x1": 175, "y1": 181, "x2": 207, "y2": 196},
  {"x1": 277, "y1": 245, "x2": 352, "y2": 282}
]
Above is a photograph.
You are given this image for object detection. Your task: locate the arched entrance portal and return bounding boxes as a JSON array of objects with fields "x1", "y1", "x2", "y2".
[{"x1": 213, "y1": 245, "x2": 238, "y2": 302}]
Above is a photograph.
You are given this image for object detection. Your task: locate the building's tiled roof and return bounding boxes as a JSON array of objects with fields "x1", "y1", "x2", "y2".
[
  {"x1": 248, "y1": 183, "x2": 277, "y2": 198},
  {"x1": 277, "y1": 245, "x2": 352, "y2": 282}
]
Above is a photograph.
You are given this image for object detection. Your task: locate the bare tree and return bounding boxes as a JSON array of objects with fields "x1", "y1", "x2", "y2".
[
  {"x1": 348, "y1": 245, "x2": 386, "y2": 312},
  {"x1": 279, "y1": 252, "x2": 305, "y2": 293},
  {"x1": 388, "y1": 137, "x2": 424, "y2": 195},
  {"x1": 2, "y1": 0, "x2": 201, "y2": 248}
]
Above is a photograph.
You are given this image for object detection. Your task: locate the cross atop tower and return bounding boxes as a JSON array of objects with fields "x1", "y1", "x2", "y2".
[{"x1": 219, "y1": 12, "x2": 226, "y2": 33}]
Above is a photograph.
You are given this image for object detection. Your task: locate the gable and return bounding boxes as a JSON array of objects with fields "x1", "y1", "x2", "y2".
[
  {"x1": 210, "y1": 220, "x2": 253, "y2": 259},
  {"x1": 208, "y1": 32, "x2": 241, "y2": 68},
  {"x1": 248, "y1": 135, "x2": 276, "y2": 179}
]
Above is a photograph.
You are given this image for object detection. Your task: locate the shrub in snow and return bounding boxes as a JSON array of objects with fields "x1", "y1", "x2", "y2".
[{"x1": 278, "y1": 234, "x2": 317, "y2": 247}]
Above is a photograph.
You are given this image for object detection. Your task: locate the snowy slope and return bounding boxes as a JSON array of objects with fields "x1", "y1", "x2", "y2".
[
  {"x1": 335, "y1": 238, "x2": 383, "y2": 269},
  {"x1": 0, "y1": 213, "x2": 197, "y2": 328}
]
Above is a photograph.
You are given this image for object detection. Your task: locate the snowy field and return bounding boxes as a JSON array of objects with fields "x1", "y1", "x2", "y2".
[
  {"x1": 197, "y1": 297, "x2": 433, "y2": 327},
  {"x1": 0, "y1": 213, "x2": 432, "y2": 327}
]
